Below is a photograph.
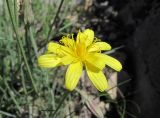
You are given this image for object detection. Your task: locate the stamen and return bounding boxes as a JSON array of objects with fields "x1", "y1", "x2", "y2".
[
  {"x1": 94, "y1": 37, "x2": 101, "y2": 42},
  {"x1": 71, "y1": 33, "x2": 74, "y2": 40}
]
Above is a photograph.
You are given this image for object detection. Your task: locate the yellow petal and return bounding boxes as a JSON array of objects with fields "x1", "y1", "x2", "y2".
[
  {"x1": 94, "y1": 53, "x2": 122, "y2": 71},
  {"x1": 76, "y1": 31, "x2": 87, "y2": 44},
  {"x1": 86, "y1": 63, "x2": 109, "y2": 92},
  {"x1": 38, "y1": 54, "x2": 60, "y2": 68},
  {"x1": 83, "y1": 29, "x2": 94, "y2": 46},
  {"x1": 47, "y1": 42, "x2": 62, "y2": 53},
  {"x1": 60, "y1": 56, "x2": 77, "y2": 65},
  {"x1": 76, "y1": 29, "x2": 94, "y2": 46},
  {"x1": 60, "y1": 37, "x2": 75, "y2": 48},
  {"x1": 88, "y1": 42, "x2": 111, "y2": 52},
  {"x1": 47, "y1": 42, "x2": 74, "y2": 56},
  {"x1": 65, "y1": 62, "x2": 83, "y2": 91},
  {"x1": 86, "y1": 53, "x2": 106, "y2": 70}
]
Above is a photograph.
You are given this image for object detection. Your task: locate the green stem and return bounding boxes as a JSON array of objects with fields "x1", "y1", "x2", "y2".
[
  {"x1": 20, "y1": 65, "x2": 27, "y2": 95},
  {"x1": 4, "y1": 80, "x2": 21, "y2": 113},
  {"x1": 13, "y1": 0, "x2": 18, "y2": 27},
  {"x1": 51, "y1": 90, "x2": 70, "y2": 117},
  {"x1": 6, "y1": 0, "x2": 38, "y2": 94},
  {"x1": 38, "y1": 0, "x2": 64, "y2": 51},
  {"x1": 0, "y1": 110, "x2": 16, "y2": 118},
  {"x1": 47, "y1": 0, "x2": 64, "y2": 40}
]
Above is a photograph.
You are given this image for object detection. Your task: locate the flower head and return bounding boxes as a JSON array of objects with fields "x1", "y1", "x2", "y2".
[{"x1": 38, "y1": 29, "x2": 122, "y2": 92}]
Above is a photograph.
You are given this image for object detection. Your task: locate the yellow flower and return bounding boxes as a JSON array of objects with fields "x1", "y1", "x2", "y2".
[{"x1": 38, "y1": 29, "x2": 122, "y2": 92}]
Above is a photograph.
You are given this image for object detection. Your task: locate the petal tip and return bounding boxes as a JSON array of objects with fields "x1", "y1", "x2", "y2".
[
  {"x1": 116, "y1": 62, "x2": 123, "y2": 72},
  {"x1": 65, "y1": 85, "x2": 75, "y2": 91}
]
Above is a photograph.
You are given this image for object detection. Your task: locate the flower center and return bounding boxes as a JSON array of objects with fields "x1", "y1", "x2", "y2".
[{"x1": 75, "y1": 42, "x2": 87, "y2": 61}]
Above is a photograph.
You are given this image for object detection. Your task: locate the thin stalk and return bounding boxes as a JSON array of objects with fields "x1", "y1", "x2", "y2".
[
  {"x1": 107, "y1": 79, "x2": 131, "y2": 92},
  {"x1": 51, "y1": 83, "x2": 56, "y2": 110},
  {"x1": 45, "y1": 73, "x2": 55, "y2": 110},
  {"x1": 38, "y1": 0, "x2": 65, "y2": 51},
  {"x1": 20, "y1": 64, "x2": 27, "y2": 95},
  {"x1": 6, "y1": 0, "x2": 38, "y2": 94},
  {"x1": 104, "y1": 45, "x2": 125, "y2": 54},
  {"x1": 126, "y1": 100, "x2": 141, "y2": 113},
  {"x1": 125, "y1": 111, "x2": 138, "y2": 118},
  {"x1": 13, "y1": 0, "x2": 18, "y2": 27},
  {"x1": 0, "y1": 86, "x2": 6, "y2": 95},
  {"x1": 47, "y1": 0, "x2": 64, "y2": 40},
  {"x1": 121, "y1": 98, "x2": 126, "y2": 118},
  {"x1": 4, "y1": 80, "x2": 21, "y2": 113},
  {"x1": 116, "y1": 98, "x2": 127, "y2": 118},
  {"x1": 0, "y1": 110, "x2": 16, "y2": 118},
  {"x1": 51, "y1": 90, "x2": 70, "y2": 117},
  {"x1": 29, "y1": 27, "x2": 38, "y2": 57}
]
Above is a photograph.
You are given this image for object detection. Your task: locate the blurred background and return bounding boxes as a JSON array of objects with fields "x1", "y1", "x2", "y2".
[{"x1": 0, "y1": 0, "x2": 160, "y2": 118}]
